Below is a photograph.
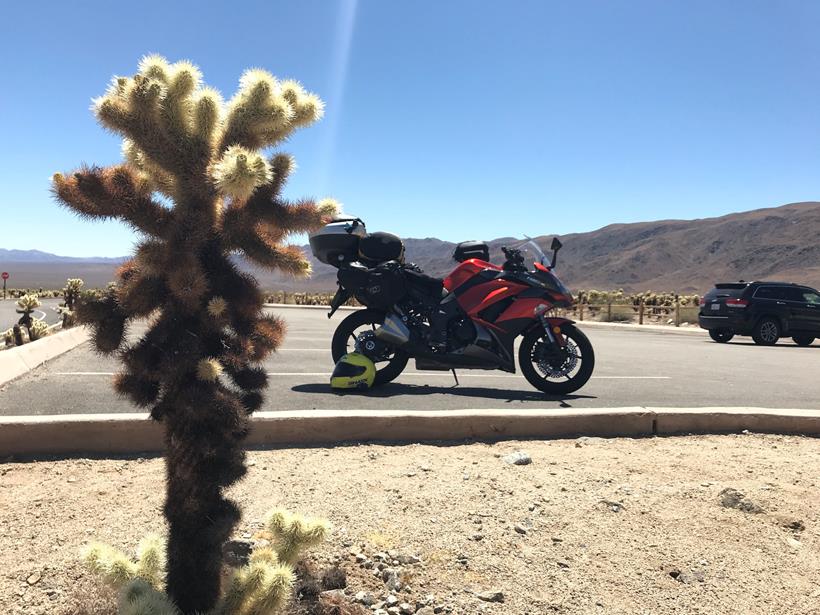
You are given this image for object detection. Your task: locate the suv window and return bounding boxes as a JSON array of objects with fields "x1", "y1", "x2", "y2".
[
  {"x1": 784, "y1": 288, "x2": 806, "y2": 302},
  {"x1": 754, "y1": 286, "x2": 787, "y2": 300},
  {"x1": 800, "y1": 289, "x2": 820, "y2": 305}
]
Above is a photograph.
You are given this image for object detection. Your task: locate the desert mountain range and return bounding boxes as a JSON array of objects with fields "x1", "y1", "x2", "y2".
[{"x1": 3, "y1": 201, "x2": 819, "y2": 293}]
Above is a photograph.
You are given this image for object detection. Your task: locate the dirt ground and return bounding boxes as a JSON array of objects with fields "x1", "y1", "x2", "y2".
[{"x1": 1, "y1": 433, "x2": 819, "y2": 615}]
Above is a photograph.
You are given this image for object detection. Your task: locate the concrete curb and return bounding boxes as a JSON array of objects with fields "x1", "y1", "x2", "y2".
[
  {"x1": 0, "y1": 326, "x2": 89, "y2": 387},
  {"x1": 1, "y1": 407, "x2": 817, "y2": 457}
]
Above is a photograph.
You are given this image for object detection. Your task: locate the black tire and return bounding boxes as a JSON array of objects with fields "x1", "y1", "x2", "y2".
[
  {"x1": 752, "y1": 317, "x2": 780, "y2": 346},
  {"x1": 519, "y1": 324, "x2": 595, "y2": 395},
  {"x1": 792, "y1": 335, "x2": 815, "y2": 347},
  {"x1": 331, "y1": 309, "x2": 409, "y2": 386},
  {"x1": 709, "y1": 329, "x2": 734, "y2": 343}
]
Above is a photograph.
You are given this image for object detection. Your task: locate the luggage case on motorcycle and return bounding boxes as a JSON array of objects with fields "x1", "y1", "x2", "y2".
[
  {"x1": 453, "y1": 240, "x2": 490, "y2": 263},
  {"x1": 357, "y1": 261, "x2": 408, "y2": 310},
  {"x1": 309, "y1": 217, "x2": 367, "y2": 266},
  {"x1": 358, "y1": 232, "x2": 405, "y2": 266}
]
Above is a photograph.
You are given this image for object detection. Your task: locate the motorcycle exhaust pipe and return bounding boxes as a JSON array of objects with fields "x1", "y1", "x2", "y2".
[{"x1": 374, "y1": 313, "x2": 411, "y2": 346}]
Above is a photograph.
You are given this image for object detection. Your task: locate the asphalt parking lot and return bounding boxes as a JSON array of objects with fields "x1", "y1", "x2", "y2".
[{"x1": 1, "y1": 306, "x2": 819, "y2": 416}]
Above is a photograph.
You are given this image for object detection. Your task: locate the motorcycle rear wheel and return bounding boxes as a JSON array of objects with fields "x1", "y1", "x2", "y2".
[
  {"x1": 519, "y1": 324, "x2": 595, "y2": 395},
  {"x1": 331, "y1": 309, "x2": 409, "y2": 386}
]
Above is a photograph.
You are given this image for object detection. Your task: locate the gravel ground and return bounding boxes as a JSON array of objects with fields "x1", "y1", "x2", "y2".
[{"x1": 1, "y1": 433, "x2": 819, "y2": 615}]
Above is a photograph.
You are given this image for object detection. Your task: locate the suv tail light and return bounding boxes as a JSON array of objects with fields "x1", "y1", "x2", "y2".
[
  {"x1": 699, "y1": 297, "x2": 706, "y2": 306},
  {"x1": 725, "y1": 298, "x2": 749, "y2": 308}
]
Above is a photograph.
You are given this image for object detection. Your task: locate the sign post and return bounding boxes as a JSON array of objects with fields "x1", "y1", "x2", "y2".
[{"x1": 1, "y1": 272, "x2": 8, "y2": 300}]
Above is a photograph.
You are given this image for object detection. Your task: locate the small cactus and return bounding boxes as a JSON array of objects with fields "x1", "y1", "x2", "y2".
[
  {"x1": 28, "y1": 319, "x2": 49, "y2": 341},
  {"x1": 81, "y1": 509, "x2": 327, "y2": 615}
]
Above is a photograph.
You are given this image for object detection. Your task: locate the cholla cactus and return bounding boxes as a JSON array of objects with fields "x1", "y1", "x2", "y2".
[
  {"x1": 28, "y1": 319, "x2": 49, "y2": 341},
  {"x1": 16, "y1": 293, "x2": 41, "y2": 330},
  {"x1": 81, "y1": 509, "x2": 328, "y2": 615},
  {"x1": 53, "y1": 56, "x2": 337, "y2": 614},
  {"x1": 63, "y1": 278, "x2": 84, "y2": 310}
]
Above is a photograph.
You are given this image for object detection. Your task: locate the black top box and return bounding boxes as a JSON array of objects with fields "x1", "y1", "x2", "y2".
[{"x1": 453, "y1": 240, "x2": 489, "y2": 263}]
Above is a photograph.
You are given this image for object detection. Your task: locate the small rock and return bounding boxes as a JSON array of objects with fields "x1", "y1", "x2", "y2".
[
  {"x1": 420, "y1": 464, "x2": 433, "y2": 472},
  {"x1": 471, "y1": 533, "x2": 484, "y2": 541},
  {"x1": 719, "y1": 488, "x2": 764, "y2": 514},
  {"x1": 387, "y1": 608, "x2": 401, "y2": 615},
  {"x1": 557, "y1": 560, "x2": 570, "y2": 569},
  {"x1": 476, "y1": 590, "x2": 504, "y2": 603},
  {"x1": 26, "y1": 572, "x2": 41, "y2": 585},
  {"x1": 783, "y1": 519, "x2": 806, "y2": 532},
  {"x1": 502, "y1": 451, "x2": 532, "y2": 466},
  {"x1": 399, "y1": 602, "x2": 415, "y2": 614},
  {"x1": 354, "y1": 591, "x2": 375, "y2": 605},
  {"x1": 386, "y1": 594, "x2": 400, "y2": 606},
  {"x1": 514, "y1": 524, "x2": 528, "y2": 535},
  {"x1": 599, "y1": 499, "x2": 624, "y2": 513},
  {"x1": 320, "y1": 589, "x2": 346, "y2": 602},
  {"x1": 786, "y1": 537, "x2": 802, "y2": 549},
  {"x1": 416, "y1": 608, "x2": 435, "y2": 615}
]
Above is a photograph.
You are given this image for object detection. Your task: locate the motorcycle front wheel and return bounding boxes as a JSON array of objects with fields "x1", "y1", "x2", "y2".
[
  {"x1": 331, "y1": 309, "x2": 409, "y2": 386},
  {"x1": 519, "y1": 324, "x2": 595, "y2": 395}
]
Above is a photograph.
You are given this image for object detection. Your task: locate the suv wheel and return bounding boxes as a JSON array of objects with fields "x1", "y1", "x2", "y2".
[
  {"x1": 752, "y1": 318, "x2": 780, "y2": 346},
  {"x1": 709, "y1": 329, "x2": 734, "y2": 343},
  {"x1": 792, "y1": 335, "x2": 815, "y2": 347}
]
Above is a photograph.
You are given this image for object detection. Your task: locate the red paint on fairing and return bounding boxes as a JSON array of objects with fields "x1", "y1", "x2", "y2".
[{"x1": 443, "y1": 259, "x2": 502, "y2": 292}]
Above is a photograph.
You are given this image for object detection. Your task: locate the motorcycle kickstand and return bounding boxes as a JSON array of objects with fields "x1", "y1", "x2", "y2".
[{"x1": 451, "y1": 369, "x2": 459, "y2": 387}]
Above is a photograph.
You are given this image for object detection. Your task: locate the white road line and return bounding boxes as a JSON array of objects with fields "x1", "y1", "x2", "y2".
[{"x1": 54, "y1": 371, "x2": 670, "y2": 380}]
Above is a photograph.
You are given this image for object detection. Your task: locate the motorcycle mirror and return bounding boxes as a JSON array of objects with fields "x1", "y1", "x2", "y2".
[{"x1": 550, "y1": 237, "x2": 562, "y2": 268}]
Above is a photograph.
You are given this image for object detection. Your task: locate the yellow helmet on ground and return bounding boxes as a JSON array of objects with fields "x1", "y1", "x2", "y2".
[{"x1": 330, "y1": 352, "x2": 376, "y2": 390}]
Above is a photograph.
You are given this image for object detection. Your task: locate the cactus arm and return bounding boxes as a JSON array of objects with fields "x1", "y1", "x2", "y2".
[
  {"x1": 119, "y1": 579, "x2": 180, "y2": 615},
  {"x1": 265, "y1": 509, "x2": 331, "y2": 566},
  {"x1": 52, "y1": 166, "x2": 173, "y2": 237}
]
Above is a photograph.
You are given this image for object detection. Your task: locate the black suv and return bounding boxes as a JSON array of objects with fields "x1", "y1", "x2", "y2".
[{"x1": 699, "y1": 281, "x2": 820, "y2": 346}]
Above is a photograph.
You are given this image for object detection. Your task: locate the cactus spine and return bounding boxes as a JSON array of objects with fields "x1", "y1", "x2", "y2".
[{"x1": 53, "y1": 56, "x2": 337, "y2": 613}]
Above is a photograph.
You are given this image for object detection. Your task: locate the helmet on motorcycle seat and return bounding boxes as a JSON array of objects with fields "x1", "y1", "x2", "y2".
[{"x1": 330, "y1": 353, "x2": 377, "y2": 390}]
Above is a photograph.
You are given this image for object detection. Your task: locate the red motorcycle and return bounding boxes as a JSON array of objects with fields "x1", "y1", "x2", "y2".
[{"x1": 309, "y1": 218, "x2": 595, "y2": 394}]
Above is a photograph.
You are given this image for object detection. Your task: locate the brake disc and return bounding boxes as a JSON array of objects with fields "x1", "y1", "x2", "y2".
[{"x1": 536, "y1": 339, "x2": 579, "y2": 378}]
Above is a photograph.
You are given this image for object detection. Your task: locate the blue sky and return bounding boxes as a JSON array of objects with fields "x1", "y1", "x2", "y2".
[{"x1": 1, "y1": 0, "x2": 819, "y2": 257}]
